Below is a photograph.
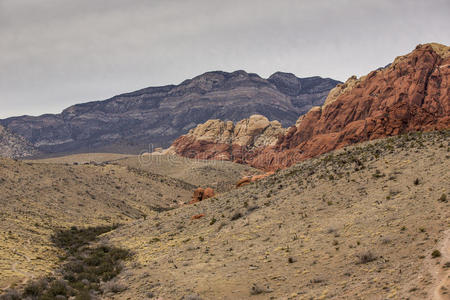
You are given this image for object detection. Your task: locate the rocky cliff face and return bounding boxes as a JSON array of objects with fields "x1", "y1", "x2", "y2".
[
  {"x1": 0, "y1": 71, "x2": 339, "y2": 156},
  {"x1": 0, "y1": 125, "x2": 38, "y2": 158},
  {"x1": 168, "y1": 115, "x2": 285, "y2": 161},
  {"x1": 170, "y1": 43, "x2": 450, "y2": 170}
]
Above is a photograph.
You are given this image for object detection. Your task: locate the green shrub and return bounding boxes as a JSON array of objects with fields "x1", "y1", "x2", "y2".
[
  {"x1": 432, "y1": 250, "x2": 441, "y2": 258},
  {"x1": 3, "y1": 225, "x2": 130, "y2": 300}
]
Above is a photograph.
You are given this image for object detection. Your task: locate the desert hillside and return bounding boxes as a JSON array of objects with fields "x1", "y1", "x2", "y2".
[
  {"x1": 0, "y1": 131, "x2": 448, "y2": 299},
  {"x1": 32, "y1": 153, "x2": 259, "y2": 193},
  {"x1": 0, "y1": 154, "x2": 257, "y2": 291},
  {"x1": 103, "y1": 131, "x2": 449, "y2": 300}
]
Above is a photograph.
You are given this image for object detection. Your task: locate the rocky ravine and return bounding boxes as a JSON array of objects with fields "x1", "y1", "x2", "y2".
[
  {"x1": 0, "y1": 71, "x2": 339, "y2": 157},
  {"x1": 0, "y1": 125, "x2": 38, "y2": 158},
  {"x1": 170, "y1": 43, "x2": 450, "y2": 170}
]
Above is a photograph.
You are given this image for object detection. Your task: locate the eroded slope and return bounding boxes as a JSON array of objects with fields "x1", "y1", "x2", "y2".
[
  {"x1": 105, "y1": 131, "x2": 449, "y2": 299},
  {"x1": 0, "y1": 158, "x2": 195, "y2": 289}
]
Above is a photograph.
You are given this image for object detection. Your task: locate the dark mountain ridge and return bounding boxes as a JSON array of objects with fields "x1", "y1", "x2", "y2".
[{"x1": 1, "y1": 70, "x2": 340, "y2": 156}]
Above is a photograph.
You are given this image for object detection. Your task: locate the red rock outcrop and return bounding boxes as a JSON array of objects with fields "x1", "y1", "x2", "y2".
[
  {"x1": 248, "y1": 43, "x2": 450, "y2": 170},
  {"x1": 203, "y1": 188, "x2": 215, "y2": 200},
  {"x1": 168, "y1": 114, "x2": 285, "y2": 162},
  {"x1": 171, "y1": 43, "x2": 450, "y2": 171},
  {"x1": 236, "y1": 172, "x2": 276, "y2": 187},
  {"x1": 191, "y1": 214, "x2": 205, "y2": 220},
  {"x1": 189, "y1": 187, "x2": 215, "y2": 204}
]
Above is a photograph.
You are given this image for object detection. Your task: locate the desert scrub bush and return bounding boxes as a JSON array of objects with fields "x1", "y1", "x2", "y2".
[
  {"x1": 230, "y1": 212, "x2": 242, "y2": 221},
  {"x1": 103, "y1": 281, "x2": 128, "y2": 294},
  {"x1": 149, "y1": 237, "x2": 161, "y2": 243},
  {"x1": 23, "y1": 279, "x2": 48, "y2": 297},
  {"x1": 438, "y1": 193, "x2": 447, "y2": 202},
  {"x1": 372, "y1": 169, "x2": 385, "y2": 178},
  {"x1": 356, "y1": 251, "x2": 377, "y2": 264},
  {"x1": 431, "y1": 250, "x2": 442, "y2": 258},
  {"x1": 246, "y1": 205, "x2": 259, "y2": 213},
  {"x1": 52, "y1": 224, "x2": 119, "y2": 254},
  {"x1": 3, "y1": 225, "x2": 131, "y2": 300},
  {"x1": 0, "y1": 289, "x2": 21, "y2": 300}
]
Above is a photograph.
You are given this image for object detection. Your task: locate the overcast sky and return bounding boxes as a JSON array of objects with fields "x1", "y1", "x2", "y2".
[{"x1": 0, "y1": 0, "x2": 449, "y2": 118}]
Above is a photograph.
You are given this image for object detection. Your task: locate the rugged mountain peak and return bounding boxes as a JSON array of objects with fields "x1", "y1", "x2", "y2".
[
  {"x1": 268, "y1": 72, "x2": 302, "y2": 96},
  {"x1": 175, "y1": 70, "x2": 265, "y2": 94},
  {"x1": 325, "y1": 42, "x2": 449, "y2": 110},
  {"x1": 170, "y1": 43, "x2": 450, "y2": 170},
  {"x1": 428, "y1": 42, "x2": 450, "y2": 59},
  {"x1": 323, "y1": 75, "x2": 359, "y2": 108}
]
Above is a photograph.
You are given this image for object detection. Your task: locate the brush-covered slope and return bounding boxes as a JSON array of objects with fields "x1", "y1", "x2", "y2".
[
  {"x1": 0, "y1": 71, "x2": 339, "y2": 156},
  {"x1": 31, "y1": 152, "x2": 260, "y2": 193},
  {"x1": 114, "y1": 154, "x2": 259, "y2": 193},
  {"x1": 0, "y1": 157, "x2": 198, "y2": 289},
  {"x1": 0, "y1": 125, "x2": 38, "y2": 158},
  {"x1": 170, "y1": 43, "x2": 450, "y2": 170},
  {"x1": 103, "y1": 131, "x2": 449, "y2": 299}
]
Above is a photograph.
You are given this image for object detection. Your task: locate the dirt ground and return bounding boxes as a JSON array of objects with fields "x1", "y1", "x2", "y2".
[
  {"x1": 104, "y1": 131, "x2": 449, "y2": 299},
  {"x1": 1, "y1": 131, "x2": 448, "y2": 299},
  {"x1": 0, "y1": 154, "x2": 256, "y2": 291}
]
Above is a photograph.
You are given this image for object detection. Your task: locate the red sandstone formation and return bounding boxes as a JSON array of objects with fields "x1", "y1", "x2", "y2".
[
  {"x1": 171, "y1": 43, "x2": 450, "y2": 170},
  {"x1": 189, "y1": 187, "x2": 215, "y2": 204},
  {"x1": 236, "y1": 172, "x2": 276, "y2": 187},
  {"x1": 191, "y1": 214, "x2": 205, "y2": 220},
  {"x1": 168, "y1": 115, "x2": 285, "y2": 162},
  {"x1": 203, "y1": 188, "x2": 215, "y2": 200}
]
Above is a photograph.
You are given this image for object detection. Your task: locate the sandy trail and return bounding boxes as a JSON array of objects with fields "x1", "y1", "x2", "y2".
[
  {"x1": 0, "y1": 251, "x2": 34, "y2": 293},
  {"x1": 429, "y1": 229, "x2": 450, "y2": 300}
]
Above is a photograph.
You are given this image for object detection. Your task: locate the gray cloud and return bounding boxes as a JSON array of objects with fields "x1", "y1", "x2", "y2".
[{"x1": 1, "y1": 0, "x2": 449, "y2": 118}]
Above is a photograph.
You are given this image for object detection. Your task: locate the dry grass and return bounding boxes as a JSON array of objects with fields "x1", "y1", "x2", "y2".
[
  {"x1": 0, "y1": 152, "x2": 255, "y2": 291},
  {"x1": 1, "y1": 131, "x2": 449, "y2": 299},
  {"x1": 103, "y1": 131, "x2": 450, "y2": 299}
]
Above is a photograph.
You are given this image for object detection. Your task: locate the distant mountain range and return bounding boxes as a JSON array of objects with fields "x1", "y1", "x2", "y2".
[{"x1": 0, "y1": 71, "x2": 340, "y2": 157}]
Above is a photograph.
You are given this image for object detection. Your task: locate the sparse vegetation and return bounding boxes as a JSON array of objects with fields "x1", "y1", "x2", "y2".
[
  {"x1": 372, "y1": 169, "x2": 385, "y2": 178},
  {"x1": 250, "y1": 283, "x2": 272, "y2": 295},
  {"x1": 3, "y1": 226, "x2": 131, "y2": 300},
  {"x1": 1, "y1": 130, "x2": 449, "y2": 299},
  {"x1": 431, "y1": 250, "x2": 442, "y2": 258},
  {"x1": 230, "y1": 212, "x2": 243, "y2": 221},
  {"x1": 356, "y1": 251, "x2": 377, "y2": 264}
]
